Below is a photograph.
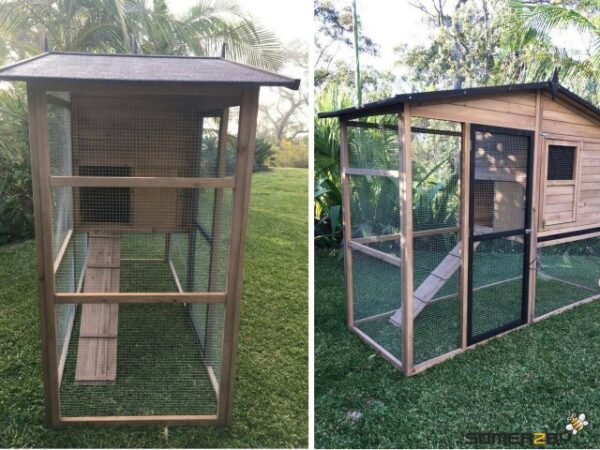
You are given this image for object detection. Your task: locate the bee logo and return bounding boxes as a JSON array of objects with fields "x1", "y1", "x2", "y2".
[{"x1": 566, "y1": 413, "x2": 589, "y2": 435}]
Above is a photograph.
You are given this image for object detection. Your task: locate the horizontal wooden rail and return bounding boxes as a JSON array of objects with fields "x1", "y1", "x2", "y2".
[
  {"x1": 345, "y1": 168, "x2": 400, "y2": 178},
  {"x1": 353, "y1": 233, "x2": 401, "y2": 244},
  {"x1": 347, "y1": 240, "x2": 402, "y2": 267},
  {"x1": 537, "y1": 229, "x2": 600, "y2": 247},
  {"x1": 351, "y1": 326, "x2": 403, "y2": 371},
  {"x1": 54, "y1": 292, "x2": 226, "y2": 304},
  {"x1": 59, "y1": 414, "x2": 219, "y2": 425},
  {"x1": 50, "y1": 176, "x2": 235, "y2": 189},
  {"x1": 413, "y1": 226, "x2": 460, "y2": 238},
  {"x1": 46, "y1": 94, "x2": 71, "y2": 109}
]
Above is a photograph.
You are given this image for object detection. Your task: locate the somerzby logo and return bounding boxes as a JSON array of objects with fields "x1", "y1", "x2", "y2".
[{"x1": 465, "y1": 412, "x2": 589, "y2": 446}]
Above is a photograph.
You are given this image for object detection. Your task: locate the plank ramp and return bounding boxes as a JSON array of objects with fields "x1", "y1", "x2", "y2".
[
  {"x1": 389, "y1": 239, "x2": 481, "y2": 327},
  {"x1": 75, "y1": 234, "x2": 120, "y2": 384}
]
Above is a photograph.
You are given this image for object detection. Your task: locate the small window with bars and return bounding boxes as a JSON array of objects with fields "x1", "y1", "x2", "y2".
[
  {"x1": 79, "y1": 166, "x2": 131, "y2": 224},
  {"x1": 547, "y1": 145, "x2": 576, "y2": 181}
]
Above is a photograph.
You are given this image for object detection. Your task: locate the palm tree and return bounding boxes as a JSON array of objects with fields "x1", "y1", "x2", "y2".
[
  {"x1": 510, "y1": 0, "x2": 600, "y2": 102},
  {"x1": 0, "y1": 0, "x2": 283, "y2": 70},
  {"x1": 0, "y1": 0, "x2": 285, "y2": 244}
]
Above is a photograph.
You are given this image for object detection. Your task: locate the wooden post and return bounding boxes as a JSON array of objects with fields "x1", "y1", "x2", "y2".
[
  {"x1": 459, "y1": 123, "x2": 471, "y2": 349},
  {"x1": 399, "y1": 106, "x2": 414, "y2": 375},
  {"x1": 28, "y1": 82, "x2": 60, "y2": 426},
  {"x1": 527, "y1": 91, "x2": 543, "y2": 322},
  {"x1": 339, "y1": 121, "x2": 354, "y2": 328},
  {"x1": 218, "y1": 87, "x2": 259, "y2": 425}
]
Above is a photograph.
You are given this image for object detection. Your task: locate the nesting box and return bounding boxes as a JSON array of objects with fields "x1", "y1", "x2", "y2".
[
  {"x1": 0, "y1": 52, "x2": 298, "y2": 425},
  {"x1": 319, "y1": 75, "x2": 600, "y2": 376}
]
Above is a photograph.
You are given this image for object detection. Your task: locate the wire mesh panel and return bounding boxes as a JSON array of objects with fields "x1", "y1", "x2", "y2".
[
  {"x1": 472, "y1": 129, "x2": 529, "y2": 236},
  {"x1": 535, "y1": 237, "x2": 600, "y2": 317},
  {"x1": 349, "y1": 175, "x2": 400, "y2": 239},
  {"x1": 347, "y1": 116, "x2": 399, "y2": 169},
  {"x1": 44, "y1": 91, "x2": 241, "y2": 421},
  {"x1": 468, "y1": 126, "x2": 531, "y2": 343},
  {"x1": 470, "y1": 238, "x2": 525, "y2": 338},
  {"x1": 409, "y1": 121, "x2": 462, "y2": 364},
  {"x1": 72, "y1": 95, "x2": 238, "y2": 178},
  {"x1": 352, "y1": 248, "x2": 403, "y2": 362},
  {"x1": 58, "y1": 302, "x2": 223, "y2": 417}
]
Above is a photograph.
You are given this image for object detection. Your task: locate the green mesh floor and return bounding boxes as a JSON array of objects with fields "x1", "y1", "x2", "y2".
[{"x1": 59, "y1": 303, "x2": 217, "y2": 417}]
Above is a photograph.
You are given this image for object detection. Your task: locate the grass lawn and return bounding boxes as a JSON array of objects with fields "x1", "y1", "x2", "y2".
[
  {"x1": 315, "y1": 249, "x2": 600, "y2": 448},
  {"x1": 0, "y1": 167, "x2": 308, "y2": 448}
]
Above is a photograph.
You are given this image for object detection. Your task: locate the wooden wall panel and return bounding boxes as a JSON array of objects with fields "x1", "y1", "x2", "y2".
[
  {"x1": 411, "y1": 92, "x2": 537, "y2": 129},
  {"x1": 539, "y1": 95, "x2": 600, "y2": 235}
]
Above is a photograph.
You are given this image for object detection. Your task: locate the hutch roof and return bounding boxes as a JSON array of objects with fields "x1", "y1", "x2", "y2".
[
  {"x1": 319, "y1": 79, "x2": 600, "y2": 120},
  {"x1": 0, "y1": 51, "x2": 300, "y2": 89}
]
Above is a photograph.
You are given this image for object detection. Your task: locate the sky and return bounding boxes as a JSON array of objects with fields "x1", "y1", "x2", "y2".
[
  {"x1": 322, "y1": 0, "x2": 591, "y2": 92},
  {"x1": 166, "y1": 0, "x2": 311, "y2": 45}
]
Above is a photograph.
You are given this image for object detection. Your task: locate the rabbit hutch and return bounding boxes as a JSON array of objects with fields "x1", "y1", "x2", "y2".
[
  {"x1": 0, "y1": 52, "x2": 299, "y2": 425},
  {"x1": 319, "y1": 74, "x2": 600, "y2": 376}
]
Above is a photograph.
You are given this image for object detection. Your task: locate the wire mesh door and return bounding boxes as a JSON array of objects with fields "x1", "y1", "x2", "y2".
[{"x1": 467, "y1": 125, "x2": 534, "y2": 344}]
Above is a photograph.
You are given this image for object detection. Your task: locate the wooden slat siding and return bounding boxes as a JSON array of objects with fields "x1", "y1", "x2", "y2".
[
  {"x1": 411, "y1": 92, "x2": 537, "y2": 130},
  {"x1": 218, "y1": 87, "x2": 259, "y2": 425},
  {"x1": 399, "y1": 107, "x2": 414, "y2": 375},
  {"x1": 541, "y1": 94, "x2": 600, "y2": 139},
  {"x1": 528, "y1": 90, "x2": 543, "y2": 323},
  {"x1": 50, "y1": 175, "x2": 235, "y2": 189},
  {"x1": 339, "y1": 122, "x2": 354, "y2": 328},
  {"x1": 460, "y1": 123, "x2": 471, "y2": 350},
  {"x1": 55, "y1": 292, "x2": 226, "y2": 304},
  {"x1": 27, "y1": 82, "x2": 60, "y2": 426}
]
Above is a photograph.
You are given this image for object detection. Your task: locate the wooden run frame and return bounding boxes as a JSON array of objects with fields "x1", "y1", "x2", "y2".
[
  {"x1": 336, "y1": 87, "x2": 600, "y2": 377},
  {"x1": 28, "y1": 80, "x2": 260, "y2": 426}
]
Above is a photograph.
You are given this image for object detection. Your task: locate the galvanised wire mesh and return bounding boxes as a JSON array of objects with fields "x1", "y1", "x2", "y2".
[
  {"x1": 347, "y1": 116, "x2": 399, "y2": 170},
  {"x1": 410, "y1": 121, "x2": 462, "y2": 363},
  {"x1": 472, "y1": 130, "x2": 528, "y2": 235},
  {"x1": 349, "y1": 174, "x2": 400, "y2": 239},
  {"x1": 72, "y1": 95, "x2": 237, "y2": 178},
  {"x1": 46, "y1": 95, "x2": 237, "y2": 417},
  {"x1": 59, "y1": 303, "x2": 223, "y2": 416},
  {"x1": 56, "y1": 186, "x2": 233, "y2": 294},
  {"x1": 470, "y1": 238, "x2": 524, "y2": 337},
  {"x1": 535, "y1": 237, "x2": 600, "y2": 317},
  {"x1": 352, "y1": 249, "x2": 403, "y2": 361},
  {"x1": 412, "y1": 233, "x2": 461, "y2": 364}
]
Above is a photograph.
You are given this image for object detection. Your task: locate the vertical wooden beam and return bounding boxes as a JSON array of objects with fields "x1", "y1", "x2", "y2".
[
  {"x1": 339, "y1": 121, "x2": 354, "y2": 328},
  {"x1": 28, "y1": 82, "x2": 60, "y2": 426},
  {"x1": 218, "y1": 87, "x2": 259, "y2": 425},
  {"x1": 399, "y1": 106, "x2": 414, "y2": 375},
  {"x1": 527, "y1": 90, "x2": 543, "y2": 323},
  {"x1": 459, "y1": 123, "x2": 471, "y2": 349}
]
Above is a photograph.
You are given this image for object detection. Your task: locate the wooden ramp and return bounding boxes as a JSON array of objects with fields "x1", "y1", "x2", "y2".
[
  {"x1": 75, "y1": 234, "x2": 120, "y2": 384},
  {"x1": 389, "y1": 240, "x2": 481, "y2": 327}
]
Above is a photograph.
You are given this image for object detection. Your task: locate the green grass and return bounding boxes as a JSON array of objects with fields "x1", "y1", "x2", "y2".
[
  {"x1": 315, "y1": 249, "x2": 600, "y2": 448},
  {"x1": 0, "y1": 168, "x2": 308, "y2": 448}
]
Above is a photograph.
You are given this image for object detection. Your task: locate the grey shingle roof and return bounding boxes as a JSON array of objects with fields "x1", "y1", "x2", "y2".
[{"x1": 0, "y1": 52, "x2": 300, "y2": 89}]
